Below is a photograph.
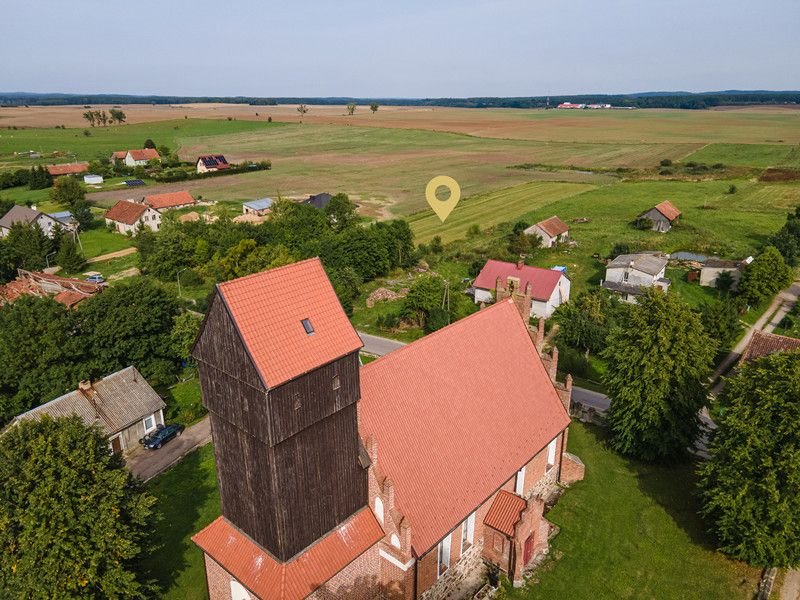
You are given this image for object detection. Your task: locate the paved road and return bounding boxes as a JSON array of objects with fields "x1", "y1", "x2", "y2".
[
  {"x1": 358, "y1": 331, "x2": 406, "y2": 356},
  {"x1": 125, "y1": 417, "x2": 211, "y2": 481},
  {"x1": 782, "y1": 569, "x2": 800, "y2": 600}
]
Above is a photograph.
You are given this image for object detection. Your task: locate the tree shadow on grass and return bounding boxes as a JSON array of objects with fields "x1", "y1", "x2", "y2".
[{"x1": 139, "y1": 446, "x2": 219, "y2": 592}]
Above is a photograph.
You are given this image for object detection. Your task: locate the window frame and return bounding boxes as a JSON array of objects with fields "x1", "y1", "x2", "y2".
[
  {"x1": 437, "y1": 533, "x2": 451, "y2": 577},
  {"x1": 143, "y1": 414, "x2": 156, "y2": 433}
]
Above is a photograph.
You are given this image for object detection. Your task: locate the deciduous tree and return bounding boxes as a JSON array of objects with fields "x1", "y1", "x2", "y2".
[
  {"x1": 346, "y1": 103, "x2": 356, "y2": 115},
  {"x1": 108, "y1": 108, "x2": 126, "y2": 124},
  {"x1": 0, "y1": 415, "x2": 157, "y2": 597},
  {"x1": 737, "y1": 246, "x2": 793, "y2": 307},
  {"x1": 370, "y1": 102, "x2": 379, "y2": 114},
  {"x1": 171, "y1": 312, "x2": 202, "y2": 363},
  {"x1": 553, "y1": 289, "x2": 621, "y2": 357},
  {"x1": 324, "y1": 192, "x2": 359, "y2": 232},
  {"x1": 602, "y1": 288, "x2": 716, "y2": 461},
  {"x1": 699, "y1": 350, "x2": 800, "y2": 567}
]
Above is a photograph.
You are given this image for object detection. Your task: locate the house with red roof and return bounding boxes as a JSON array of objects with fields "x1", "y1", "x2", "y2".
[
  {"x1": 196, "y1": 154, "x2": 230, "y2": 174},
  {"x1": 104, "y1": 200, "x2": 161, "y2": 235},
  {"x1": 110, "y1": 148, "x2": 161, "y2": 166},
  {"x1": 143, "y1": 190, "x2": 195, "y2": 211},
  {"x1": 473, "y1": 259, "x2": 571, "y2": 318},
  {"x1": 740, "y1": 330, "x2": 800, "y2": 362},
  {"x1": 524, "y1": 215, "x2": 570, "y2": 248},
  {"x1": 638, "y1": 200, "x2": 681, "y2": 233},
  {"x1": 191, "y1": 257, "x2": 583, "y2": 599},
  {"x1": 46, "y1": 162, "x2": 89, "y2": 177}
]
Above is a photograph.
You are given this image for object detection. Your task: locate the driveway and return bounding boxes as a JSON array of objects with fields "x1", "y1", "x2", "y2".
[
  {"x1": 125, "y1": 417, "x2": 211, "y2": 481},
  {"x1": 358, "y1": 331, "x2": 406, "y2": 356}
]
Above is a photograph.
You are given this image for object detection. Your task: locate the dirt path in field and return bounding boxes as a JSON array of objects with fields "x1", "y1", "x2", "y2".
[{"x1": 86, "y1": 247, "x2": 137, "y2": 263}]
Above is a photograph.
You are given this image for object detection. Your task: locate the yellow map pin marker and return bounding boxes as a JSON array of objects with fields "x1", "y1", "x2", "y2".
[{"x1": 425, "y1": 176, "x2": 461, "y2": 222}]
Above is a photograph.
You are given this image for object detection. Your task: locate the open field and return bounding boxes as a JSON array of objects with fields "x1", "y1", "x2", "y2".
[
  {"x1": 512, "y1": 424, "x2": 760, "y2": 599},
  {"x1": 2, "y1": 103, "x2": 800, "y2": 144},
  {"x1": 684, "y1": 142, "x2": 800, "y2": 168}
]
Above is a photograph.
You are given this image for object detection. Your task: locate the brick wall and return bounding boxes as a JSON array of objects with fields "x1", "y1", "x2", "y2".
[
  {"x1": 204, "y1": 553, "x2": 233, "y2": 600},
  {"x1": 308, "y1": 544, "x2": 381, "y2": 599},
  {"x1": 560, "y1": 452, "x2": 585, "y2": 485}
]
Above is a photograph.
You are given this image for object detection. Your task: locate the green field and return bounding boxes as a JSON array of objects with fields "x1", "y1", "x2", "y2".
[
  {"x1": 512, "y1": 424, "x2": 760, "y2": 599},
  {"x1": 685, "y1": 143, "x2": 800, "y2": 168}
]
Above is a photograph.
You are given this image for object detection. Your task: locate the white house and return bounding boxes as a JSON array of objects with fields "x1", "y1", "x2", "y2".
[
  {"x1": 124, "y1": 148, "x2": 160, "y2": 167},
  {"x1": 104, "y1": 200, "x2": 162, "y2": 235},
  {"x1": 242, "y1": 198, "x2": 274, "y2": 216},
  {"x1": 0, "y1": 205, "x2": 74, "y2": 239},
  {"x1": 700, "y1": 257, "x2": 750, "y2": 290},
  {"x1": 197, "y1": 154, "x2": 229, "y2": 173},
  {"x1": 524, "y1": 216, "x2": 570, "y2": 248},
  {"x1": 473, "y1": 259, "x2": 571, "y2": 318},
  {"x1": 601, "y1": 252, "x2": 670, "y2": 303}
]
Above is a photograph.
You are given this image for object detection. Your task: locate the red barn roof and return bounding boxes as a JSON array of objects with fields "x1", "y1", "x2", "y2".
[
  {"x1": 484, "y1": 490, "x2": 527, "y2": 537},
  {"x1": 216, "y1": 257, "x2": 363, "y2": 388},
  {"x1": 535, "y1": 216, "x2": 569, "y2": 238},
  {"x1": 143, "y1": 190, "x2": 194, "y2": 210},
  {"x1": 741, "y1": 330, "x2": 800, "y2": 362},
  {"x1": 359, "y1": 300, "x2": 570, "y2": 555},
  {"x1": 654, "y1": 200, "x2": 681, "y2": 222},
  {"x1": 473, "y1": 259, "x2": 565, "y2": 301},
  {"x1": 193, "y1": 508, "x2": 383, "y2": 600},
  {"x1": 111, "y1": 151, "x2": 127, "y2": 160},
  {"x1": 105, "y1": 200, "x2": 148, "y2": 225},
  {"x1": 127, "y1": 148, "x2": 160, "y2": 161},
  {"x1": 47, "y1": 163, "x2": 88, "y2": 176}
]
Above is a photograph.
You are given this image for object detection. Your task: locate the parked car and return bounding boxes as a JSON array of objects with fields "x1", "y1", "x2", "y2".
[
  {"x1": 139, "y1": 423, "x2": 165, "y2": 445},
  {"x1": 142, "y1": 424, "x2": 185, "y2": 450},
  {"x1": 85, "y1": 274, "x2": 105, "y2": 284}
]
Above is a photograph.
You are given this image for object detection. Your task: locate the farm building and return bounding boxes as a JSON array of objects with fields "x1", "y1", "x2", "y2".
[
  {"x1": 699, "y1": 257, "x2": 751, "y2": 290},
  {"x1": 46, "y1": 163, "x2": 89, "y2": 177},
  {"x1": 105, "y1": 200, "x2": 161, "y2": 235},
  {"x1": 524, "y1": 216, "x2": 570, "y2": 248},
  {"x1": 601, "y1": 252, "x2": 670, "y2": 303},
  {"x1": 557, "y1": 102, "x2": 585, "y2": 109},
  {"x1": 11, "y1": 366, "x2": 165, "y2": 455},
  {"x1": 0, "y1": 204, "x2": 75, "y2": 239},
  {"x1": 741, "y1": 330, "x2": 800, "y2": 362},
  {"x1": 0, "y1": 269, "x2": 103, "y2": 308},
  {"x1": 197, "y1": 154, "x2": 229, "y2": 173},
  {"x1": 473, "y1": 259, "x2": 571, "y2": 317},
  {"x1": 191, "y1": 258, "x2": 581, "y2": 599},
  {"x1": 638, "y1": 200, "x2": 681, "y2": 233},
  {"x1": 143, "y1": 190, "x2": 195, "y2": 211},
  {"x1": 83, "y1": 174, "x2": 104, "y2": 185},
  {"x1": 242, "y1": 198, "x2": 274, "y2": 216},
  {"x1": 303, "y1": 192, "x2": 333, "y2": 210}
]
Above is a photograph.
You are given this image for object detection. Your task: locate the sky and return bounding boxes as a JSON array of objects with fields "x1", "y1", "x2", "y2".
[{"x1": 2, "y1": 0, "x2": 799, "y2": 97}]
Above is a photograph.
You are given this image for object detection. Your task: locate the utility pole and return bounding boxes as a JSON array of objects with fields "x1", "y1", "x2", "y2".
[
  {"x1": 441, "y1": 280, "x2": 451, "y2": 325},
  {"x1": 176, "y1": 268, "x2": 188, "y2": 298}
]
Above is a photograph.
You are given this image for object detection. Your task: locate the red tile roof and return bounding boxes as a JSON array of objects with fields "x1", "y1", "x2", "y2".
[
  {"x1": 473, "y1": 259, "x2": 565, "y2": 301},
  {"x1": 127, "y1": 148, "x2": 160, "y2": 162},
  {"x1": 536, "y1": 216, "x2": 569, "y2": 238},
  {"x1": 144, "y1": 190, "x2": 195, "y2": 210},
  {"x1": 359, "y1": 300, "x2": 570, "y2": 555},
  {"x1": 105, "y1": 200, "x2": 148, "y2": 225},
  {"x1": 484, "y1": 490, "x2": 527, "y2": 537},
  {"x1": 193, "y1": 509, "x2": 383, "y2": 600},
  {"x1": 111, "y1": 151, "x2": 127, "y2": 160},
  {"x1": 47, "y1": 163, "x2": 88, "y2": 176},
  {"x1": 741, "y1": 330, "x2": 800, "y2": 362},
  {"x1": 0, "y1": 271, "x2": 102, "y2": 307},
  {"x1": 654, "y1": 200, "x2": 681, "y2": 221},
  {"x1": 217, "y1": 257, "x2": 363, "y2": 388}
]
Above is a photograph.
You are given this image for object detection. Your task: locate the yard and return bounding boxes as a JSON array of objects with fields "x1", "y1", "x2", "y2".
[{"x1": 510, "y1": 424, "x2": 761, "y2": 600}]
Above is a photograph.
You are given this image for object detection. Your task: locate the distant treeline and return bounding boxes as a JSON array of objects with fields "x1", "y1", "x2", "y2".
[{"x1": 1, "y1": 91, "x2": 799, "y2": 110}]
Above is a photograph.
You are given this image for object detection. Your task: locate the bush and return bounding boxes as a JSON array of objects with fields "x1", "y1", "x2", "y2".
[
  {"x1": 659, "y1": 168, "x2": 674, "y2": 176},
  {"x1": 659, "y1": 158, "x2": 673, "y2": 167},
  {"x1": 728, "y1": 184, "x2": 737, "y2": 194}
]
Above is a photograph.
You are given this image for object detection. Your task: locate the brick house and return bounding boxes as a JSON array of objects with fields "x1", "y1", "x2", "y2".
[
  {"x1": 473, "y1": 259, "x2": 571, "y2": 318},
  {"x1": 191, "y1": 258, "x2": 582, "y2": 599}
]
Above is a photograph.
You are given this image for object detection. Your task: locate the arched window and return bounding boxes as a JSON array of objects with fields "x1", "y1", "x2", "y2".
[
  {"x1": 390, "y1": 533, "x2": 401, "y2": 548},
  {"x1": 230, "y1": 580, "x2": 251, "y2": 600},
  {"x1": 374, "y1": 496, "x2": 384, "y2": 524}
]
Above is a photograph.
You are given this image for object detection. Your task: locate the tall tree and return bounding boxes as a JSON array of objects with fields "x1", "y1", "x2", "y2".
[
  {"x1": 698, "y1": 299, "x2": 741, "y2": 351},
  {"x1": 370, "y1": 102, "x2": 379, "y2": 114},
  {"x1": 699, "y1": 350, "x2": 800, "y2": 567},
  {"x1": 324, "y1": 192, "x2": 359, "y2": 232},
  {"x1": 601, "y1": 288, "x2": 716, "y2": 461},
  {"x1": 553, "y1": 288, "x2": 621, "y2": 357},
  {"x1": 771, "y1": 207, "x2": 800, "y2": 266},
  {"x1": 28, "y1": 165, "x2": 53, "y2": 190},
  {"x1": 77, "y1": 277, "x2": 181, "y2": 386},
  {"x1": 171, "y1": 312, "x2": 202, "y2": 364},
  {"x1": 346, "y1": 103, "x2": 356, "y2": 115},
  {"x1": 737, "y1": 246, "x2": 793, "y2": 307},
  {"x1": 0, "y1": 415, "x2": 157, "y2": 597},
  {"x1": 49, "y1": 175, "x2": 85, "y2": 208},
  {"x1": 82, "y1": 110, "x2": 96, "y2": 127},
  {"x1": 297, "y1": 104, "x2": 309, "y2": 120},
  {"x1": 143, "y1": 138, "x2": 156, "y2": 149},
  {"x1": 55, "y1": 232, "x2": 85, "y2": 273},
  {"x1": 5, "y1": 222, "x2": 51, "y2": 271},
  {"x1": 0, "y1": 296, "x2": 84, "y2": 423},
  {"x1": 108, "y1": 108, "x2": 127, "y2": 124}
]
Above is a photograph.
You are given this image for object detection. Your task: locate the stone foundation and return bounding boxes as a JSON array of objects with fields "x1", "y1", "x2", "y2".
[
  {"x1": 420, "y1": 541, "x2": 486, "y2": 600},
  {"x1": 560, "y1": 452, "x2": 585, "y2": 485}
]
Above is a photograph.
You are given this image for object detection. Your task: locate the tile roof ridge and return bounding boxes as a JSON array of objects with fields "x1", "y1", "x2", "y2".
[
  {"x1": 361, "y1": 300, "x2": 518, "y2": 371},
  {"x1": 217, "y1": 257, "x2": 322, "y2": 291}
]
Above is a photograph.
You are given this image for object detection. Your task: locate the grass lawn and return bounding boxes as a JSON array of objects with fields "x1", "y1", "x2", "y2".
[
  {"x1": 665, "y1": 268, "x2": 724, "y2": 308},
  {"x1": 684, "y1": 143, "x2": 800, "y2": 168},
  {"x1": 142, "y1": 444, "x2": 219, "y2": 600},
  {"x1": 78, "y1": 224, "x2": 134, "y2": 258},
  {"x1": 511, "y1": 424, "x2": 760, "y2": 600},
  {"x1": 163, "y1": 370, "x2": 207, "y2": 426}
]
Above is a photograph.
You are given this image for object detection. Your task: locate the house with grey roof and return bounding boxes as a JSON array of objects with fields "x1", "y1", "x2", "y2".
[
  {"x1": 601, "y1": 252, "x2": 670, "y2": 303},
  {"x1": 0, "y1": 204, "x2": 75, "y2": 239},
  {"x1": 303, "y1": 192, "x2": 333, "y2": 210},
  {"x1": 699, "y1": 257, "x2": 751, "y2": 290},
  {"x1": 11, "y1": 366, "x2": 166, "y2": 455},
  {"x1": 242, "y1": 197, "x2": 274, "y2": 216}
]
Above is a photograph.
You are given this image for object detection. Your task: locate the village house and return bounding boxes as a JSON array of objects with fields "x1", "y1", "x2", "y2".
[
  {"x1": 0, "y1": 269, "x2": 103, "y2": 308},
  {"x1": 524, "y1": 216, "x2": 570, "y2": 248},
  {"x1": 0, "y1": 204, "x2": 76, "y2": 239},
  {"x1": 601, "y1": 252, "x2": 670, "y2": 303},
  {"x1": 740, "y1": 330, "x2": 800, "y2": 362},
  {"x1": 197, "y1": 154, "x2": 230, "y2": 174},
  {"x1": 638, "y1": 200, "x2": 681, "y2": 233},
  {"x1": 104, "y1": 200, "x2": 162, "y2": 235},
  {"x1": 191, "y1": 258, "x2": 583, "y2": 600},
  {"x1": 242, "y1": 198, "x2": 274, "y2": 216},
  {"x1": 111, "y1": 148, "x2": 161, "y2": 166},
  {"x1": 143, "y1": 190, "x2": 195, "y2": 211},
  {"x1": 473, "y1": 259, "x2": 571, "y2": 318},
  {"x1": 46, "y1": 162, "x2": 89, "y2": 177},
  {"x1": 303, "y1": 192, "x2": 333, "y2": 210},
  {"x1": 699, "y1": 257, "x2": 751, "y2": 290},
  {"x1": 10, "y1": 366, "x2": 165, "y2": 455}
]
